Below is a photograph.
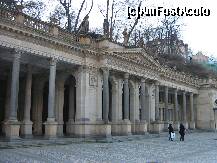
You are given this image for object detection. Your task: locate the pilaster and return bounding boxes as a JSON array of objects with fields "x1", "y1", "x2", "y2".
[{"x1": 189, "y1": 92, "x2": 195, "y2": 129}]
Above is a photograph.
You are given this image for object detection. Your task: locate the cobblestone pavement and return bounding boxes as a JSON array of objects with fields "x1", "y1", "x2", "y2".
[{"x1": 1, "y1": 132, "x2": 217, "y2": 163}]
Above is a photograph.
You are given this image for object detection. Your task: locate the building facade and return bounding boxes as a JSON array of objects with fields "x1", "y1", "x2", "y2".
[{"x1": 0, "y1": 9, "x2": 217, "y2": 139}]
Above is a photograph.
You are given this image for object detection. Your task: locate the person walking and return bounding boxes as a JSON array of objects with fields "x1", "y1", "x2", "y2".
[
  {"x1": 179, "y1": 123, "x2": 185, "y2": 141},
  {"x1": 168, "y1": 124, "x2": 174, "y2": 141}
]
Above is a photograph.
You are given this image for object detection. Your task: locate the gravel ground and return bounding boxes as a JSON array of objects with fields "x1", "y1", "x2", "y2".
[{"x1": 0, "y1": 132, "x2": 217, "y2": 163}]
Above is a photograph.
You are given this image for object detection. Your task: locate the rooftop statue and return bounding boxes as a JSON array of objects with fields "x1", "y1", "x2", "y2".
[{"x1": 77, "y1": 15, "x2": 89, "y2": 34}]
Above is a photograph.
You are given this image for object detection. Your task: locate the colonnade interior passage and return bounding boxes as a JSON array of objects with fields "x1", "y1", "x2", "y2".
[
  {"x1": 0, "y1": 48, "x2": 196, "y2": 139},
  {"x1": 0, "y1": 48, "x2": 79, "y2": 138}
]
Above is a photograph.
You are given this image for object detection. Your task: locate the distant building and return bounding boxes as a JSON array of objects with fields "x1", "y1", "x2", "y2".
[
  {"x1": 192, "y1": 52, "x2": 209, "y2": 63},
  {"x1": 145, "y1": 37, "x2": 189, "y2": 59}
]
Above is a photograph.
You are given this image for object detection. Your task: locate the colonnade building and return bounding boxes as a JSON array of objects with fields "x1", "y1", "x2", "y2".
[{"x1": 0, "y1": 9, "x2": 217, "y2": 139}]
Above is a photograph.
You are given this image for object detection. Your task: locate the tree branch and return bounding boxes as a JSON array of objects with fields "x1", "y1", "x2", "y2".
[{"x1": 74, "y1": 0, "x2": 86, "y2": 31}]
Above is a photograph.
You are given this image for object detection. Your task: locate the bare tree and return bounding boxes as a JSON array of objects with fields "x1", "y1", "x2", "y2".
[
  {"x1": 99, "y1": 0, "x2": 127, "y2": 40},
  {"x1": 0, "y1": 0, "x2": 17, "y2": 10},
  {"x1": 59, "y1": 0, "x2": 72, "y2": 31},
  {"x1": 74, "y1": 0, "x2": 86, "y2": 32},
  {"x1": 22, "y1": 0, "x2": 46, "y2": 19},
  {"x1": 74, "y1": 0, "x2": 93, "y2": 33}
]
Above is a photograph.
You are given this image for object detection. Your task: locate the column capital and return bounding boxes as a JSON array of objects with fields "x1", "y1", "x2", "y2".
[
  {"x1": 165, "y1": 86, "x2": 168, "y2": 91},
  {"x1": 155, "y1": 81, "x2": 160, "y2": 86},
  {"x1": 101, "y1": 67, "x2": 110, "y2": 74},
  {"x1": 141, "y1": 78, "x2": 146, "y2": 83},
  {"x1": 11, "y1": 49, "x2": 22, "y2": 60},
  {"x1": 26, "y1": 64, "x2": 32, "y2": 70},
  {"x1": 124, "y1": 73, "x2": 129, "y2": 79},
  {"x1": 49, "y1": 58, "x2": 57, "y2": 66},
  {"x1": 12, "y1": 48, "x2": 23, "y2": 56},
  {"x1": 190, "y1": 92, "x2": 194, "y2": 96}
]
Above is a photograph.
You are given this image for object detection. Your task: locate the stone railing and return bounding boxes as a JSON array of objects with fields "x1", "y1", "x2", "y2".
[
  {"x1": 0, "y1": 8, "x2": 16, "y2": 22},
  {"x1": 0, "y1": 8, "x2": 77, "y2": 44},
  {"x1": 23, "y1": 16, "x2": 50, "y2": 33}
]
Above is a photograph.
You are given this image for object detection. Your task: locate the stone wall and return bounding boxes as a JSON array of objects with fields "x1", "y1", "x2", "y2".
[{"x1": 196, "y1": 88, "x2": 217, "y2": 130}]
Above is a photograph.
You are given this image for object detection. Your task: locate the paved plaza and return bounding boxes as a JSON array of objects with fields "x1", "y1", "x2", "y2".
[{"x1": 0, "y1": 131, "x2": 217, "y2": 163}]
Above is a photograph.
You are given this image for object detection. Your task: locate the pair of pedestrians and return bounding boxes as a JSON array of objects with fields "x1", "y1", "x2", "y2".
[{"x1": 168, "y1": 123, "x2": 186, "y2": 141}]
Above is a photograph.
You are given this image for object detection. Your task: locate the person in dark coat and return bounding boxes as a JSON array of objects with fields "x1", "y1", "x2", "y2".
[
  {"x1": 168, "y1": 124, "x2": 174, "y2": 141},
  {"x1": 179, "y1": 123, "x2": 185, "y2": 141}
]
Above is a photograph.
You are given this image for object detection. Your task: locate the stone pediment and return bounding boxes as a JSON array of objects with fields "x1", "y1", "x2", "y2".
[{"x1": 112, "y1": 49, "x2": 160, "y2": 68}]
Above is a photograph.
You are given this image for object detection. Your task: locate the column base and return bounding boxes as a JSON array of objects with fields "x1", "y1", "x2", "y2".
[
  {"x1": 189, "y1": 121, "x2": 195, "y2": 129},
  {"x1": 56, "y1": 122, "x2": 64, "y2": 137},
  {"x1": 149, "y1": 121, "x2": 164, "y2": 134},
  {"x1": 1, "y1": 120, "x2": 7, "y2": 136},
  {"x1": 111, "y1": 120, "x2": 131, "y2": 136},
  {"x1": 44, "y1": 119, "x2": 58, "y2": 138},
  {"x1": 66, "y1": 120, "x2": 111, "y2": 138},
  {"x1": 4, "y1": 119, "x2": 20, "y2": 139},
  {"x1": 33, "y1": 121, "x2": 43, "y2": 136},
  {"x1": 66, "y1": 119, "x2": 75, "y2": 135},
  {"x1": 20, "y1": 120, "x2": 33, "y2": 138},
  {"x1": 131, "y1": 120, "x2": 147, "y2": 135}
]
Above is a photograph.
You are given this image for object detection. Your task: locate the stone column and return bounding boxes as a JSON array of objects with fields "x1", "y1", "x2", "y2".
[
  {"x1": 165, "y1": 86, "x2": 169, "y2": 121},
  {"x1": 102, "y1": 68, "x2": 109, "y2": 123},
  {"x1": 111, "y1": 78, "x2": 118, "y2": 122},
  {"x1": 145, "y1": 84, "x2": 151, "y2": 123},
  {"x1": 151, "y1": 82, "x2": 164, "y2": 133},
  {"x1": 182, "y1": 92, "x2": 187, "y2": 121},
  {"x1": 173, "y1": 89, "x2": 179, "y2": 130},
  {"x1": 134, "y1": 83, "x2": 140, "y2": 122},
  {"x1": 182, "y1": 91, "x2": 188, "y2": 128},
  {"x1": 4, "y1": 51, "x2": 21, "y2": 138},
  {"x1": 140, "y1": 78, "x2": 146, "y2": 122},
  {"x1": 44, "y1": 58, "x2": 58, "y2": 138},
  {"x1": 174, "y1": 89, "x2": 179, "y2": 121},
  {"x1": 134, "y1": 80, "x2": 147, "y2": 134},
  {"x1": 189, "y1": 92, "x2": 195, "y2": 129},
  {"x1": 155, "y1": 82, "x2": 160, "y2": 121},
  {"x1": 123, "y1": 73, "x2": 129, "y2": 121},
  {"x1": 129, "y1": 81, "x2": 135, "y2": 122},
  {"x1": 20, "y1": 65, "x2": 33, "y2": 137}
]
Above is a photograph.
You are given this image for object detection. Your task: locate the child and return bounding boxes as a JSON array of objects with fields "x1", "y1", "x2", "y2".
[{"x1": 168, "y1": 124, "x2": 174, "y2": 141}]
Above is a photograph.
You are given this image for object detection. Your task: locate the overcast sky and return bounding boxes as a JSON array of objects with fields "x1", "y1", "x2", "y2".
[{"x1": 45, "y1": 0, "x2": 217, "y2": 58}]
